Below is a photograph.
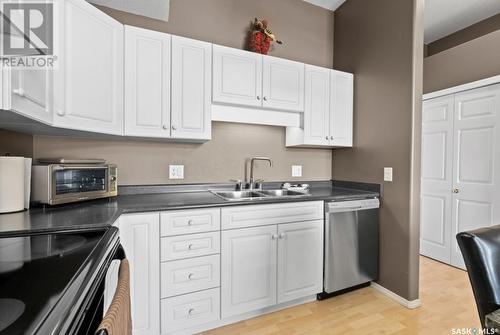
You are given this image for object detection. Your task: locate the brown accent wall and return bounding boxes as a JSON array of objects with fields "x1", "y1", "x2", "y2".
[
  {"x1": 424, "y1": 29, "x2": 500, "y2": 93},
  {"x1": 427, "y1": 13, "x2": 500, "y2": 57},
  {"x1": 0, "y1": 130, "x2": 33, "y2": 157},
  {"x1": 26, "y1": 0, "x2": 335, "y2": 185},
  {"x1": 97, "y1": 0, "x2": 335, "y2": 68},
  {"x1": 332, "y1": 0, "x2": 423, "y2": 300},
  {"x1": 33, "y1": 122, "x2": 332, "y2": 185}
]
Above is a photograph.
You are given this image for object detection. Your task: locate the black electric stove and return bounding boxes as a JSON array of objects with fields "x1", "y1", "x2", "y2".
[{"x1": 0, "y1": 227, "x2": 120, "y2": 335}]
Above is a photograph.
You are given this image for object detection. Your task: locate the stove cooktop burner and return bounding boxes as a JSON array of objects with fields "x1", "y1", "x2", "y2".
[{"x1": 0, "y1": 299, "x2": 25, "y2": 332}]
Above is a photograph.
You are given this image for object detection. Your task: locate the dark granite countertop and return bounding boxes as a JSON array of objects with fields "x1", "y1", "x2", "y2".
[{"x1": 0, "y1": 181, "x2": 379, "y2": 237}]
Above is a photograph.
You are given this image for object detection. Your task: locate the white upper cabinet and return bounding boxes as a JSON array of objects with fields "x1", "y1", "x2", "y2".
[
  {"x1": 303, "y1": 65, "x2": 330, "y2": 145},
  {"x1": 124, "y1": 26, "x2": 171, "y2": 138},
  {"x1": 213, "y1": 45, "x2": 262, "y2": 107},
  {"x1": 286, "y1": 68, "x2": 353, "y2": 148},
  {"x1": 53, "y1": 0, "x2": 124, "y2": 135},
  {"x1": 9, "y1": 67, "x2": 53, "y2": 124},
  {"x1": 262, "y1": 56, "x2": 304, "y2": 112},
  {"x1": 171, "y1": 36, "x2": 212, "y2": 140},
  {"x1": 330, "y1": 70, "x2": 353, "y2": 147}
]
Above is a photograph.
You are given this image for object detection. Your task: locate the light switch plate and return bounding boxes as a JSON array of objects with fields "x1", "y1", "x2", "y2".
[
  {"x1": 169, "y1": 165, "x2": 184, "y2": 179},
  {"x1": 292, "y1": 165, "x2": 302, "y2": 177},
  {"x1": 384, "y1": 167, "x2": 393, "y2": 182}
]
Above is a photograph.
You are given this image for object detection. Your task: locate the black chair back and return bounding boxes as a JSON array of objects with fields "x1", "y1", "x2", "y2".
[{"x1": 457, "y1": 226, "x2": 500, "y2": 328}]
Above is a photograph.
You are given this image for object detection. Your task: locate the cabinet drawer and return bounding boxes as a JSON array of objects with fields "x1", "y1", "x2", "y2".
[
  {"x1": 161, "y1": 255, "x2": 220, "y2": 298},
  {"x1": 161, "y1": 232, "x2": 220, "y2": 261},
  {"x1": 161, "y1": 208, "x2": 221, "y2": 236},
  {"x1": 161, "y1": 288, "x2": 220, "y2": 334},
  {"x1": 221, "y1": 201, "x2": 324, "y2": 230}
]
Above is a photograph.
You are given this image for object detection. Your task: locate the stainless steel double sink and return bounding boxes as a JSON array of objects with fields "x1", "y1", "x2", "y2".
[{"x1": 211, "y1": 189, "x2": 310, "y2": 201}]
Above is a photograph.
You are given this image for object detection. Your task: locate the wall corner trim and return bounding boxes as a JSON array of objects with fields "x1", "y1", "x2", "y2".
[{"x1": 370, "y1": 282, "x2": 421, "y2": 309}]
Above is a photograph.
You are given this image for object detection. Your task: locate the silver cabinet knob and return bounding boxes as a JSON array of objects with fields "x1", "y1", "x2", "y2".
[
  {"x1": 279, "y1": 233, "x2": 285, "y2": 239},
  {"x1": 325, "y1": 136, "x2": 329, "y2": 140},
  {"x1": 172, "y1": 125, "x2": 177, "y2": 131},
  {"x1": 187, "y1": 219, "x2": 194, "y2": 226},
  {"x1": 188, "y1": 308, "x2": 195, "y2": 315},
  {"x1": 330, "y1": 136, "x2": 334, "y2": 140},
  {"x1": 188, "y1": 244, "x2": 194, "y2": 250},
  {"x1": 162, "y1": 124, "x2": 168, "y2": 130},
  {"x1": 56, "y1": 109, "x2": 65, "y2": 116},
  {"x1": 272, "y1": 234, "x2": 278, "y2": 240},
  {"x1": 453, "y1": 188, "x2": 459, "y2": 194},
  {"x1": 257, "y1": 96, "x2": 261, "y2": 100},
  {"x1": 188, "y1": 273, "x2": 194, "y2": 280},
  {"x1": 263, "y1": 96, "x2": 268, "y2": 101}
]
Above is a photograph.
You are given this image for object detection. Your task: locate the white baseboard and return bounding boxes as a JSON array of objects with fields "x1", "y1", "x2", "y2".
[{"x1": 370, "y1": 282, "x2": 421, "y2": 309}]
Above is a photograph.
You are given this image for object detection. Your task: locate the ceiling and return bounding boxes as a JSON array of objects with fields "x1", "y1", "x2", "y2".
[
  {"x1": 302, "y1": 0, "x2": 345, "y2": 11},
  {"x1": 425, "y1": 0, "x2": 500, "y2": 43}
]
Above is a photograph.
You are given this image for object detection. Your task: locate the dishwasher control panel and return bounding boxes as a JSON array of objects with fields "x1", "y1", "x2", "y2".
[{"x1": 326, "y1": 198, "x2": 380, "y2": 212}]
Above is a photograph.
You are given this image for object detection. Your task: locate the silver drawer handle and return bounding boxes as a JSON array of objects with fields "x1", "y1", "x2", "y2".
[
  {"x1": 187, "y1": 220, "x2": 194, "y2": 226},
  {"x1": 188, "y1": 273, "x2": 195, "y2": 280},
  {"x1": 188, "y1": 244, "x2": 194, "y2": 250},
  {"x1": 188, "y1": 308, "x2": 195, "y2": 315}
]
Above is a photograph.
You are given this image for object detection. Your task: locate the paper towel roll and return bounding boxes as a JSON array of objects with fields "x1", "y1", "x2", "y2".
[{"x1": 0, "y1": 157, "x2": 25, "y2": 213}]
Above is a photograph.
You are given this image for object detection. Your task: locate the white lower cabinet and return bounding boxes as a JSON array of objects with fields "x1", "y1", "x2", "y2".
[
  {"x1": 119, "y1": 202, "x2": 323, "y2": 334},
  {"x1": 161, "y1": 288, "x2": 220, "y2": 334},
  {"x1": 220, "y1": 202, "x2": 324, "y2": 319},
  {"x1": 120, "y1": 213, "x2": 160, "y2": 335},
  {"x1": 277, "y1": 220, "x2": 324, "y2": 303},
  {"x1": 221, "y1": 225, "x2": 278, "y2": 318}
]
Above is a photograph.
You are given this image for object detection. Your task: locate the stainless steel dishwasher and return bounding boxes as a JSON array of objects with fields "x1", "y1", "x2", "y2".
[{"x1": 322, "y1": 198, "x2": 380, "y2": 295}]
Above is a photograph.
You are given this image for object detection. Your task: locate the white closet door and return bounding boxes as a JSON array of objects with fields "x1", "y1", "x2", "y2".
[
  {"x1": 420, "y1": 95, "x2": 454, "y2": 264},
  {"x1": 450, "y1": 84, "x2": 500, "y2": 269}
]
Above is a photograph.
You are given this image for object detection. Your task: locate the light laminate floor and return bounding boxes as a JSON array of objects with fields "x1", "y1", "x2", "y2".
[{"x1": 203, "y1": 256, "x2": 480, "y2": 334}]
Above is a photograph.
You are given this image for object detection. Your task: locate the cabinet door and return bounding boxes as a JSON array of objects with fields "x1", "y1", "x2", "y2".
[
  {"x1": 53, "y1": 0, "x2": 123, "y2": 135},
  {"x1": 262, "y1": 56, "x2": 304, "y2": 112},
  {"x1": 120, "y1": 213, "x2": 160, "y2": 335},
  {"x1": 277, "y1": 220, "x2": 323, "y2": 303},
  {"x1": 450, "y1": 84, "x2": 500, "y2": 269},
  {"x1": 303, "y1": 65, "x2": 330, "y2": 145},
  {"x1": 171, "y1": 36, "x2": 211, "y2": 140},
  {"x1": 10, "y1": 67, "x2": 53, "y2": 124},
  {"x1": 221, "y1": 225, "x2": 277, "y2": 318},
  {"x1": 420, "y1": 95, "x2": 454, "y2": 264},
  {"x1": 213, "y1": 44, "x2": 262, "y2": 107},
  {"x1": 124, "y1": 26, "x2": 171, "y2": 138},
  {"x1": 330, "y1": 70, "x2": 353, "y2": 147}
]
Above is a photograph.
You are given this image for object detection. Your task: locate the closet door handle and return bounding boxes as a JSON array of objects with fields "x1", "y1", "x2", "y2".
[{"x1": 453, "y1": 188, "x2": 459, "y2": 194}]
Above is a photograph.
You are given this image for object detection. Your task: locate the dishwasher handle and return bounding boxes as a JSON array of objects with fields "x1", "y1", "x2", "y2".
[{"x1": 326, "y1": 198, "x2": 380, "y2": 213}]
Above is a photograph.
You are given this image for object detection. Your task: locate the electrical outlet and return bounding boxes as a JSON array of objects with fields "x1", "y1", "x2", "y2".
[
  {"x1": 169, "y1": 165, "x2": 184, "y2": 179},
  {"x1": 384, "y1": 167, "x2": 393, "y2": 182},
  {"x1": 292, "y1": 165, "x2": 302, "y2": 177}
]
